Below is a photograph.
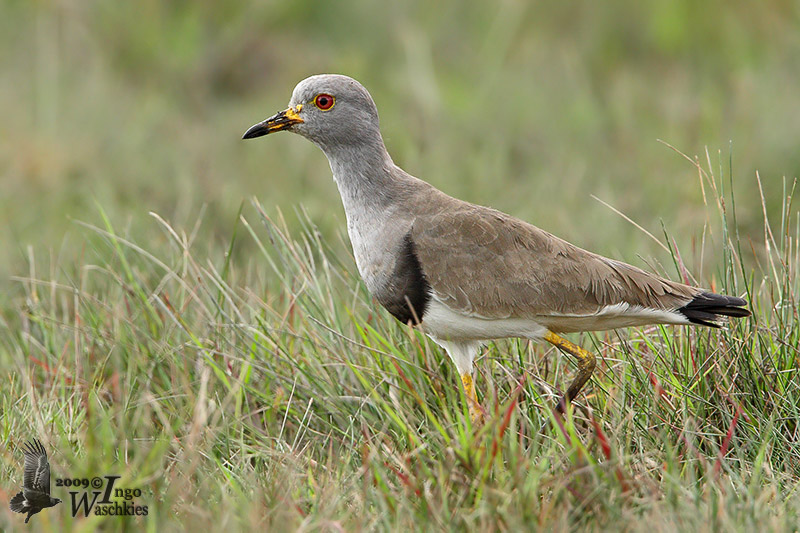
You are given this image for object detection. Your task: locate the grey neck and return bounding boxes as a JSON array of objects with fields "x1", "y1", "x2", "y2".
[
  {"x1": 318, "y1": 136, "x2": 401, "y2": 215},
  {"x1": 313, "y1": 132, "x2": 421, "y2": 296}
]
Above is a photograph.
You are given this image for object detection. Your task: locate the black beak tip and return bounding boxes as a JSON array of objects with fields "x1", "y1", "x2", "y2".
[{"x1": 242, "y1": 123, "x2": 267, "y2": 140}]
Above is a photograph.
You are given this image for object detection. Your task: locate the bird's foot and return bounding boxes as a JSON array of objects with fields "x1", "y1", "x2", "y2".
[
  {"x1": 554, "y1": 395, "x2": 569, "y2": 415},
  {"x1": 469, "y1": 403, "x2": 484, "y2": 425}
]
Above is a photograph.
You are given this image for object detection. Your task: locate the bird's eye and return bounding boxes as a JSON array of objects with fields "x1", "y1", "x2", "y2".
[{"x1": 314, "y1": 93, "x2": 335, "y2": 110}]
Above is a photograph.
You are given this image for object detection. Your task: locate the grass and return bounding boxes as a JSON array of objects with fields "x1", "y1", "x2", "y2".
[
  {"x1": 2, "y1": 0, "x2": 799, "y2": 282},
  {"x1": 1, "y1": 149, "x2": 798, "y2": 531},
  {"x1": 1, "y1": 1, "x2": 800, "y2": 531}
]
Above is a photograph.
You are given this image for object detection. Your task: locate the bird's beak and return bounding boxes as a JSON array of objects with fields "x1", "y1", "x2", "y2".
[{"x1": 242, "y1": 104, "x2": 304, "y2": 139}]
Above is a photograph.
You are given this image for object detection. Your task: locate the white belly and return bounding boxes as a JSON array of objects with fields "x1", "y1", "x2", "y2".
[
  {"x1": 421, "y1": 297, "x2": 689, "y2": 341},
  {"x1": 420, "y1": 297, "x2": 549, "y2": 341}
]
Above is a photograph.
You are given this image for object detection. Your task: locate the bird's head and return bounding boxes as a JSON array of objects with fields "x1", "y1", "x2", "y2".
[{"x1": 242, "y1": 74, "x2": 382, "y2": 151}]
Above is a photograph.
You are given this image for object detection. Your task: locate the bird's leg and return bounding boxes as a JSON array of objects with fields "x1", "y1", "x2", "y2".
[
  {"x1": 461, "y1": 372, "x2": 483, "y2": 422},
  {"x1": 544, "y1": 331, "x2": 596, "y2": 412}
]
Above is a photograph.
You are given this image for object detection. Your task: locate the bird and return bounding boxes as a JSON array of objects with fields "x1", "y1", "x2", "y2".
[
  {"x1": 243, "y1": 74, "x2": 750, "y2": 420},
  {"x1": 9, "y1": 439, "x2": 62, "y2": 523}
]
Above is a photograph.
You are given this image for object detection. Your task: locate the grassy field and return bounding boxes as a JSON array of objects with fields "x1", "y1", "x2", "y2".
[{"x1": 1, "y1": 1, "x2": 799, "y2": 531}]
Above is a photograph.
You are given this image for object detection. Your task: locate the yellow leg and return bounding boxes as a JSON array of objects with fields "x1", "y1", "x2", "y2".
[
  {"x1": 461, "y1": 372, "x2": 483, "y2": 422},
  {"x1": 544, "y1": 331, "x2": 597, "y2": 411}
]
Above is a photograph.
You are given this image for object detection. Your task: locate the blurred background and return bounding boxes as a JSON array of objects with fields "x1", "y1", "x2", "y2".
[{"x1": 1, "y1": 0, "x2": 798, "y2": 285}]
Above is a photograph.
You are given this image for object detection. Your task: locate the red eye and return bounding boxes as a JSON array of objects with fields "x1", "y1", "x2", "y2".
[{"x1": 314, "y1": 93, "x2": 335, "y2": 110}]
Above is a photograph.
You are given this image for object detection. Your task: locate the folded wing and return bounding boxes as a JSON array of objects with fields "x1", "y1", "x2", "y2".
[{"x1": 411, "y1": 192, "x2": 701, "y2": 325}]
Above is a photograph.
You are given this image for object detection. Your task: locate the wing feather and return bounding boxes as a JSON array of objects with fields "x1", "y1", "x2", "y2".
[
  {"x1": 23, "y1": 439, "x2": 51, "y2": 494},
  {"x1": 410, "y1": 191, "x2": 698, "y2": 321}
]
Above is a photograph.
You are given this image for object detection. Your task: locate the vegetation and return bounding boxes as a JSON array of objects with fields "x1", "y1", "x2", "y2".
[{"x1": 1, "y1": 1, "x2": 798, "y2": 531}]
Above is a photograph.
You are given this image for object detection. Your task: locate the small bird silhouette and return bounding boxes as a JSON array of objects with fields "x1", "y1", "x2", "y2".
[{"x1": 9, "y1": 439, "x2": 61, "y2": 523}]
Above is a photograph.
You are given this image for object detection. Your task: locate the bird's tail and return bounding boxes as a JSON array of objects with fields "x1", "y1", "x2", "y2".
[
  {"x1": 677, "y1": 292, "x2": 751, "y2": 327},
  {"x1": 9, "y1": 492, "x2": 26, "y2": 513}
]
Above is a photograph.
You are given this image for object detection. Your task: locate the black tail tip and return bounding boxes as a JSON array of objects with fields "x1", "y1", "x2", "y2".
[
  {"x1": 678, "y1": 291, "x2": 751, "y2": 327},
  {"x1": 10, "y1": 492, "x2": 25, "y2": 512}
]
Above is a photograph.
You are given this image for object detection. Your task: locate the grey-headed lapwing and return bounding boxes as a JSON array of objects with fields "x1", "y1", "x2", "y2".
[{"x1": 244, "y1": 74, "x2": 750, "y2": 420}]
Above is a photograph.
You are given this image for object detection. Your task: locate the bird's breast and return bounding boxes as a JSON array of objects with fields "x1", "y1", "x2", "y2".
[{"x1": 346, "y1": 214, "x2": 430, "y2": 325}]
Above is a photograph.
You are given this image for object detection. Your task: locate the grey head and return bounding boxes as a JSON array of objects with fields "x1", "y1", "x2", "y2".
[{"x1": 243, "y1": 74, "x2": 385, "y2": 154}]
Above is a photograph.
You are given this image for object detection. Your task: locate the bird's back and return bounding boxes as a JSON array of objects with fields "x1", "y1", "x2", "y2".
[{"x1": 400, "y1": 176, "x2": 699, "y2": 328}]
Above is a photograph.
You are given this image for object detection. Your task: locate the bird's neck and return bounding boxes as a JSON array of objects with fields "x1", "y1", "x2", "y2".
[
  {"x1": 320, "y1": 138, "x2": 402, "y2": 214},
  {"x1": 318, "y1": 138, "x2": 419, "y2": 290}
]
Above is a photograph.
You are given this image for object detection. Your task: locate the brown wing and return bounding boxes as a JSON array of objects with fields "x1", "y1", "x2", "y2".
[{"x1": 410, "y1": 192, "x2": 698, "y2": 319}]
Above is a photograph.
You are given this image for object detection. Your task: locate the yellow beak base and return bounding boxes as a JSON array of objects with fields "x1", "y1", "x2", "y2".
[{"x1": 242, "y1": 105, "x2": 304, "y2": 139}]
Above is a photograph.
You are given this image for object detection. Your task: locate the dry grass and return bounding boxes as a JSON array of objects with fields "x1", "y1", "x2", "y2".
[{"x1": 1, "y1": 2, "x2": 799, "y2": 531}]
